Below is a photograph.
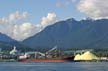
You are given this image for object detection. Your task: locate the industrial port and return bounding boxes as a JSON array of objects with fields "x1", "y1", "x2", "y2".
[{"x1": 0, "y1": 46, "x2": 108, "y2": 62}]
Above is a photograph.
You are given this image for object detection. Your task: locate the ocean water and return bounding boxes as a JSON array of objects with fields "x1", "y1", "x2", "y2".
[{"x1": 0, "y1": 62, "x2": 108, "y2": 71}]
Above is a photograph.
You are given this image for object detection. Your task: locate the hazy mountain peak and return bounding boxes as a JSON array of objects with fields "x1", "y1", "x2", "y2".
[
  {"x1": 66, "y1": 18, "x2": 76, "y2": 22},
  {"x1": 22, "y1": 18, "x2": 108, "y2": 51},
  {"x1": 0, "y1": 32, "x2": 14, "y2": 42}
]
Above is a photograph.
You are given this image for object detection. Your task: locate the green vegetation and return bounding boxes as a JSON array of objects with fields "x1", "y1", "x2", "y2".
[
  {"x1": 67, "y1": 48, "x2": 108, "y2": 57},
  {"x1": 92, "y1": 49, "x2": 108, "y2": 57}
]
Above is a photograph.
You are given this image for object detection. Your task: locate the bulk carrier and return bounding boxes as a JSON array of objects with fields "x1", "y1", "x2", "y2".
[{"x1": 18, "y1": 46, "x2": 75, "y2": 62}]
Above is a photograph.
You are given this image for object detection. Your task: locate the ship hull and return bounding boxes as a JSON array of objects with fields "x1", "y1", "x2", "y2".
[
  {"x1": 18, "y1": 57, "x2": 74, "y2": 62},
  {"x1": 18, "y1": 59, "x2": 73, "y2": 62}
]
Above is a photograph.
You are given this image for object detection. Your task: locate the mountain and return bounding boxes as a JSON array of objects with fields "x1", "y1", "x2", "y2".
[
  {"x1": 0, "y1": 32, "x2": 15, "y2": 43},
  {"x1": 0, "y1": 33, "x2": 32, "y2": 52},
  {"x1": 23, "y1": 18, "x2": 108, "y2": 51}
]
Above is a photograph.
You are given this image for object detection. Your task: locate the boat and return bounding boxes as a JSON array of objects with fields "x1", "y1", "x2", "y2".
[
  {"x1": 18, "y1": 46, "x2": 75, "y2": 62},
  {"x1": 18, "y1": 56, "x2": 74, "y2": 62}
]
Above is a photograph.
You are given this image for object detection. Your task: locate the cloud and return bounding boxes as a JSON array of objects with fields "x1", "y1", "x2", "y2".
[
  {"x1": 41, "y1": 13, "x2": 58, "y2": 28},
  {"x1": 0, "y1": 22, "x2": 42, "y2": 41},
  {"x1": 56, "y1": 0, "x2": 76, "y2": 7},
  {"x1": 0, "y1": 12, "x2": 58, "y2": 41},
  {"x1": 12, "y1": 23, "x2": 40, "y2": 40},
  {"x1": 78, "y1": 0, "x2": 108, "y2": 19},
  {"x1": 0, "y1": 11, "x2": 29, "y2": 24},
  {"x1": 13, "y1": 13, "x2": 58, "y2": 40}
]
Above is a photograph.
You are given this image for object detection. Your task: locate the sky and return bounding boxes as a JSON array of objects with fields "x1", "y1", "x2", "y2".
[
  {"x1": 0, "y1": 0, "x2": 85, "y2": 24},
  {"x1": 0, "y1": 0, "x2": 108, "y2": 41}
]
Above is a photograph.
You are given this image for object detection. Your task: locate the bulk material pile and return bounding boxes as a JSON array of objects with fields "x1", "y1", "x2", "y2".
[{"x1": 74, "y1": 51, "x2": 99, "y2": 61}]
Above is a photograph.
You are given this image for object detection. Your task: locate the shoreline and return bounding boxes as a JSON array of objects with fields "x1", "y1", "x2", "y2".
[{"x1": 0, "y1": 59, "x2": 108, "y2": 62}]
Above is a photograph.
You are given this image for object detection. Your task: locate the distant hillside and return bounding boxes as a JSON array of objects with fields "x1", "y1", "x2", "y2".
[
  {"x1": 23, "y1": 18, "x2": 108, "y2": 51},
  {"x1": 0, "y1": 33, "x2": 32, "y2": 52},
  {"x1": 0, "y1": 33, "x2": 15, "y2": 43}
]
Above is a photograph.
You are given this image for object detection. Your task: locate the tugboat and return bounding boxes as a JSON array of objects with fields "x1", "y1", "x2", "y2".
[{"x1": 18, "y1": 46, "x2": 75, "y2": 62}]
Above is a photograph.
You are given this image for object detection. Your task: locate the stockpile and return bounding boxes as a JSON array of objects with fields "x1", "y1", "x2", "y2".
[{"x1": 74, "y1": 51, "x2": 99, "y2": 61}]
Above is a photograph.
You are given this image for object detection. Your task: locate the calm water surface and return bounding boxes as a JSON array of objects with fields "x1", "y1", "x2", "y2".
[{"x1": 0, "y1": 62, "x2": 108, "y2": 71}]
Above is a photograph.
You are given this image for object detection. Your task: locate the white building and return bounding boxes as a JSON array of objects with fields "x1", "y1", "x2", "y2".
[{"x1": 10, "y1": 46, "x2": 18, "y2": 55}]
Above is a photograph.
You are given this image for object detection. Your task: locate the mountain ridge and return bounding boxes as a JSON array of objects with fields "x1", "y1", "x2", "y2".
[
  {"x1": 22, "y1": 18, "x2": 108, "y2": 51},
  {"x1": 1, "y1": 18, "x2": 108, "y2": 51},
  {"x1": 0, "y1": 32, "x2": 32, "y2": 52}
]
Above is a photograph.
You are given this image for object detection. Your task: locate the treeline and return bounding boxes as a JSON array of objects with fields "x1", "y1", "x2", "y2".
[
  {"x1": 67, "y1": 48, "x2": 108, "y2": 57},
  {"x1": 92, "y1": 49, "x2": 108, "y2": 57}
]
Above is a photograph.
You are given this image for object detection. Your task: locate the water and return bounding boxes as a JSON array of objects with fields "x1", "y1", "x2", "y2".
[{"x1": 0, "y1": 62, "x2": 108, "y2": 71}]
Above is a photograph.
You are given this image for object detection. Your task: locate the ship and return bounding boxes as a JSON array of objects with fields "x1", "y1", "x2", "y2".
[
  {"x1": 18, "y1": 57, "x2": 74, "y2": 62},
  {"x1": 18, "y1": 46, "x2": 75, "y2": 62}
]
